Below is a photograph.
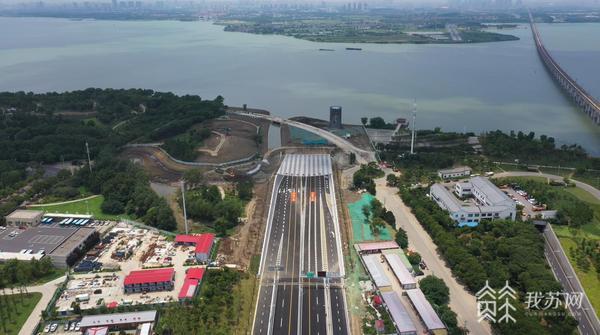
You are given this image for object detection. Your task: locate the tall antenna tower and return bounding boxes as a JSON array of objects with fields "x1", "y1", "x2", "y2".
[
  {"x1": 181, "y1": 180, "x2": 189, "y2": 234},
  {"x1": 410, "y1": 100, "x2": 417, "y2": 155},
  {"x1": 85, "y1": 141, "x2": 92, "y2": 172}
]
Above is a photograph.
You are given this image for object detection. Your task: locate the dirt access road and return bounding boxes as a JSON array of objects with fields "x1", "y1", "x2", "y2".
[{"x1": 374, "y1": 173, "x2": 492, "y2": 335}]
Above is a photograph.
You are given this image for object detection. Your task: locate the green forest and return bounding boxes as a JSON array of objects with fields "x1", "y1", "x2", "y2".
[
  {"x1": 157, "y1": 268, "x2": 243, "y2": 335},
  {"x1": 398, "y1": 185, "x2": 578, "y2": 334},
  {"x1": 0, "y1": 89, "x2": 225, "y2": 230},
  {"x1": 0, "y1": 89, "x2": 225, "y2": 162}
]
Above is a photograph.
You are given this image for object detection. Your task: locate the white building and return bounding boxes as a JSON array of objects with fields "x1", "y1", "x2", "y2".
[
  {"x1": 437, "y1": 166, "x2": 471, "y2": 180},
  {"x1": 430, "y1": 177, "x2": 516, "y2": 225},
  {"x1": 5, "y1": 209, "x2": 44, "y2": 227}
]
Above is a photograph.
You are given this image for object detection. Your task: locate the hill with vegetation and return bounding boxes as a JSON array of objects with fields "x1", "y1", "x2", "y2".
[{"x1": 0, "y1": 89, "x2": 226, "y2": 231}]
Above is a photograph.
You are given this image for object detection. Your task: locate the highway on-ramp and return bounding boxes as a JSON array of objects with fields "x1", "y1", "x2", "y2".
[{"x1": 253, "y1": 154, "x2": 349, "y2": 335}]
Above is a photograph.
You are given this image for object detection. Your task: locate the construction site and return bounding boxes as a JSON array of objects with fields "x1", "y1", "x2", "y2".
[{"x1": 55, "y1": 223, "x2": 215, "y2": 314}]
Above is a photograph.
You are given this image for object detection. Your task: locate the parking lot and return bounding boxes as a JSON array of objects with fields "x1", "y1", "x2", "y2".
[
  {"x1": 40, "y1": 319, "x2": 81, "y2": 334},
  {"x1": 499, "y1": 184, "x2": 556, "y2": 220}
]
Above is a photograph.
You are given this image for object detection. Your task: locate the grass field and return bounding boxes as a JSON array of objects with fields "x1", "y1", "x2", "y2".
[
  {"x1": 551, "y1": 186, "x2": 600, "y2": 317},
  {"x1": 233, "y1": 273, "x2": 259, "y2": 335},
  {"x1": 31, "y1": 269, "x2": 65, "y2": 285},
  {"x1": 565, "y1": 187, "x2": 600, "y2": 205},
  {"x1": 32, "y1": 195, "x2": 131, "y2": 220},
  {"x1": 0, "y1": 292, "x2": 42, "y2": 335},
  {"x1": 553, "y1": 234, "x2": 600, "y2": 317}
]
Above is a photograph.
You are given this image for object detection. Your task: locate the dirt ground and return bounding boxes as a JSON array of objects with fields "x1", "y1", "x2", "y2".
[
  {"x1": 192, "y1": 118, "x2": 261, "y2": 164},
  {"x1": 335, "y1": 166, "x2": 365, "y2": 335},
  {"x1": 218, "y1": 178, "x2": 271, "y2": 271},
  {"x1": 196, "y1": 131, "x2": 224, "y2": 155},
  {"x1": 121, "y1": 147, "x2": 193, "y2": 182}
]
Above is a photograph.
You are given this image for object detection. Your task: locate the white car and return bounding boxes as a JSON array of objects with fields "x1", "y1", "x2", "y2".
[
  {"x1": 50, "y1": 323, "x2": 58, "y2": 332},
  {"x1": 43, "y1": 325, "x2": 50, "y2": 333},
  {"x1": 69, "y1": 322, "x2": 76, "y2": 331},
  {"x1": 75, "y1": 322, "x2": 81, "y2": 331},
  {"x1": 64, "y1": 322, "x2": 70, "y2": 331}
]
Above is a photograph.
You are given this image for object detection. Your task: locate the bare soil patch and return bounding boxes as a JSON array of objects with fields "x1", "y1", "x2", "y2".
[{"x1": 218, "y1": 179, "x2": 270, "y2": 270}]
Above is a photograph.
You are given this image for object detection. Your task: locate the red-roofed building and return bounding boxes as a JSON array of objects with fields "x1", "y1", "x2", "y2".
[
  {"x1": 174, "y1": 235, "x2": 199, "y2": 244},
  {"x1": 178, "y1": 267, "x2": 206, "y2": 302},
  {"x1": 185, "y1": 267, "x2": 205, "y2": 280},
  {"x1": 123, "y1": 268, "x2": 174, "y2": 294},
  {"x1": 174, "y1": 234, "x2": 215, "y2": 263}
]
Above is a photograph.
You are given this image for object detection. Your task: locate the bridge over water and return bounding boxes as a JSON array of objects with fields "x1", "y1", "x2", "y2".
[{"x1": 529, "y1": 12, "x2": 600, "y2": 125}]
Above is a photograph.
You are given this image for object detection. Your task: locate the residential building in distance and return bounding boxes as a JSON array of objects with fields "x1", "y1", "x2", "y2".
[
  {"x1": 437, "y1": 166, "x2": 471, "y2": 180},
  {"x1": 5, "y1": 209, "x2": 44, "y2": 227},
  {"x1": 430, "y1": 176, "x2": 516, "y2": 226}
]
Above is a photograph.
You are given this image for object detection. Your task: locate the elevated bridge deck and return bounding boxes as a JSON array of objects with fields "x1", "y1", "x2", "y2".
[{"x1": 529, "y1": 11, "x2": 600, "y2": 125}]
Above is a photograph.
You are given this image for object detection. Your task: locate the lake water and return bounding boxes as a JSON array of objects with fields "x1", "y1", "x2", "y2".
[{"x1": 0, "y1": 17, "x2": 598, "y2": 155}]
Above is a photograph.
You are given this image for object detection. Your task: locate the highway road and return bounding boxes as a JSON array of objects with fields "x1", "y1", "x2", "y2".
[
  {"x1": 253, "y1": 154, "x2": 348, "y2": 335},
  {"x1": 494, "y1": 171, "x2": 600, "y2": 334},
  {"x1": 544, "y1": 224, "x2": 600, "y2": 335}
]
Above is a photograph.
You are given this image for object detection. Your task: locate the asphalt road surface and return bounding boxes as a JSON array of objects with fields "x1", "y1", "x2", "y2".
[
  {"x1": 494, "y1": 171, "x2": 600, "y2": 334},
  {"x1": 544, "y1": 224, "x2": 600, "y2": 335},
  {"x1": 253, "y1": 155, "x2": 348, "y2": 335}
]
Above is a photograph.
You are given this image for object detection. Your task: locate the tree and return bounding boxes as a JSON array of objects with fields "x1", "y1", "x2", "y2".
[
  {"x1": 236, "y1": 180, "x2": 254, "y2": 201},
  {"x1": 371, "y1": 217, "x2": 385, "y2": 235},
  {"x1": 382, "y1": 210, "x2": 395, "y2": 226},
  {"x1": 406, "y1": 252, "x2": 421, "y2": 266},
  {"x1": 362, "y1": 205, "x2": 370, "y2": 224},
  {"x1": 360, "y1": 117, "x2": 368, "y2": 126},
  {"x1": 395, "y1": 228, "x2": 408, "y2": 249},
  {"x1": 368, "y1": 117, "x2": 389, "y2": 129},
  {"x1": 420, "y1": 276, "x2": 450, "y2": 306},
  {"x1": 183, "y1": 169, "x2": 204, "y2": 189},
  {"x1": 101, "y1": 199, "x2": 124, "y2": 214},
  {"x1": 386, "y1": 174, "x2": 398, "y2": 187}
]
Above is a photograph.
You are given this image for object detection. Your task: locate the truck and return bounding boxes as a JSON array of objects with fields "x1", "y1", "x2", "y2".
[{"x1": 75, "y1": 294, "x2": 90, "y2": 302}]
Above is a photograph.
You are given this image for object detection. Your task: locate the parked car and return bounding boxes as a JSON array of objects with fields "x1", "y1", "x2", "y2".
[
  {"x1": 43, "y1": 325, "x2": 50, "y2": 333},
  {"x1": 69, "y1": 322, "x2": 76, "y2": 331},
  {"x1": 75, "y1": 322, "x2": 81, "y2": 331},
  {"x1": 64, "y1": 322, "x2": 70, "y2": 331},
  {"x1": 50, "y1": 323, "x2": 58, "y2": 332}
]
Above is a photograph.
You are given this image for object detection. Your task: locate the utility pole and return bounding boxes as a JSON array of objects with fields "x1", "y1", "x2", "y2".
[
  {"x1": 410, "y1": 99, "x2": 417, "y2": 155},
  {"x1": 85, "y1": 141, "x2": 92, "y2": 173},
  {"x1": 181, "y1": 180, "x2": 189, "y2": 234}
]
